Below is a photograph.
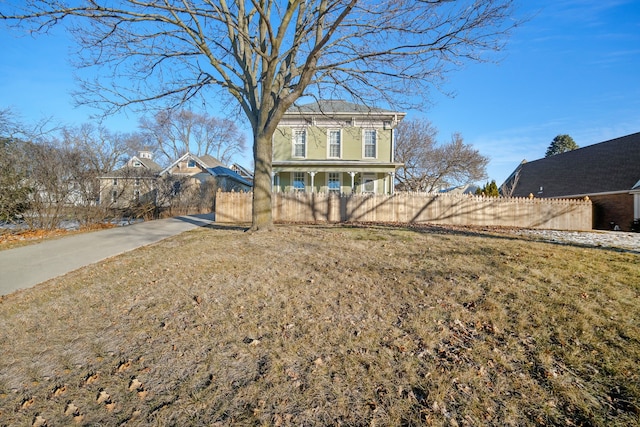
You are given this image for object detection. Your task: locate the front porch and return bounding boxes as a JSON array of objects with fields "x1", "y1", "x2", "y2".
[{"x1": 273, "y1": 170, "x2": 397, "y2": 195}]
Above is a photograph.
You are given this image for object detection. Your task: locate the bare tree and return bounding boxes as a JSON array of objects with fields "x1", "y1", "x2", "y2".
[
  {"x1": 0, "y1": 126, "x2": 32, "y2": 222},
  {"x1": 61, "y1": 123, "x2": 131, "y2": 174},
  {"x1": 395, "y1": 120, "x2": 489, "y2": 192},
  {"x1": 0, "y1": 107, "x2": 19, "y2": 138},
  {"x1": 500, "y1": 167, "x2": 521, "y2": 197},
  {"x1": 1, "y1": 0, "x2": 517, "y2": 230},
  {"x1": 139, "y1": 110, "x2": 246, "y2": 166},
  {"x1": 394, "y1": 119, "x2": 439, "y2": 192}
]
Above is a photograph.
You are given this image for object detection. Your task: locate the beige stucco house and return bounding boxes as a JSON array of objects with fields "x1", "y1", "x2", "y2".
[
  {"x1": 98, "y1": 150, "x2": 162, "y2": 208},
  {"x1": 272, "y1": 100, "x2": 405, "y2": 194}
]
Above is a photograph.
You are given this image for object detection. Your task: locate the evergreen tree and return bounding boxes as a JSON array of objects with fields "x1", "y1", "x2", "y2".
[
  {"x1": 545, "y1": 134, "x2": 578, "y2": 157},
  {"x1": 475, "y1": 180, "x2": 500, "y2": 197}
]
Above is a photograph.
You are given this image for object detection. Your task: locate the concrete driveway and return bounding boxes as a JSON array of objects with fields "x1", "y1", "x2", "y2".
[{"x1": 0, "y1": 214, "x2": 215, "y2": 296}]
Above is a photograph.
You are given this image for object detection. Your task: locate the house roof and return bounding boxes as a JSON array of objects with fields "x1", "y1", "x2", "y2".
[
  {"x1": 207, "y1": 166, "x2": 253, "y2": 187},
  {"x1": 135, "y1": 156, "x2": 163, "y2": 172},
  {"x1": 101, "y1": 155, "x2": 162, "y2": 178},
  {"x1": 199, "y1": 154, "x2": 225, "y2": 168},
  {"x1": 505, "y1": 132, "x2": 640, "y2": 197},
  {"x1": 286, "y1": 100, "x2": 405, "y2": 117},
  {"x1": 231, "y1": 163, "x2": 254, "y2": 180},
  {"x1": 160, "y1": 152, "x2": 225, "y2": 175}
]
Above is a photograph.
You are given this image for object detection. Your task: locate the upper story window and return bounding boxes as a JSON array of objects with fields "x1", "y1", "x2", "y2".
[
  {"x1": 133, "y1": 160, "x2": 142, "y2": 167},
  {"x1": 364, "y1": 129, "x2": 377, "y2": 158},
  {"x1": 328, "y1": 130, "x2": 341, "y2": 158},
  {"x1": 293, "y1": 129, "x2": 306, "y2": 158},
  {"x1": 187, "y1": 159, "x2": 197, "y2": 168}
]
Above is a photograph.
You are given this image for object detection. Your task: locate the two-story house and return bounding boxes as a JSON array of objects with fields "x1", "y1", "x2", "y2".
[
  {"x1": 99, "y1": 150, "x2": 162, "y2": 208},
  {"x1": 272, "y1": 100, "x2": 405, "y2": 194}
]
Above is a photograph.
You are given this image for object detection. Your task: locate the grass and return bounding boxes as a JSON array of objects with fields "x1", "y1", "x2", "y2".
[{"x1": 0, "y1": 224, "x2": 638, "y2": 426}]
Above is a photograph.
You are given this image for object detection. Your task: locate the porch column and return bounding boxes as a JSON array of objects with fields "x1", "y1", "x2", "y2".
[
  {"x1": 349, "y1": 172, "x2": 357, "y2": 193},
  {"x1": 388, "y1": 172, "x2": 395, "y2": 195},
  {"x1": 309, "y1": 171, "x2": 317, "y2": 193},
  {"x1": 273, "y1": 172, "x2": 279, "y2": 193}
]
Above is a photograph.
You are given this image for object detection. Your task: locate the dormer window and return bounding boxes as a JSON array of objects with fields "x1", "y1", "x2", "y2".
[{"x1": 133, "y1": 161, "x2": 142, "y2": 167}]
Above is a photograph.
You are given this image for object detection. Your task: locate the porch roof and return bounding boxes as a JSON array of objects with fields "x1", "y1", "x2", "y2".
[{"x1": 273, "y1": 160, "x2": 403, "y2": 174}]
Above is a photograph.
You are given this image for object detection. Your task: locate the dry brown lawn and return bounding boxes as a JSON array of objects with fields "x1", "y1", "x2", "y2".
[{"x1": 0, "y1": 224, "x2": 638, "y2": 426}]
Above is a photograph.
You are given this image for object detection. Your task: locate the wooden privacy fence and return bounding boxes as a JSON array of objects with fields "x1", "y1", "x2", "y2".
[{"x1": 216, "y1": 192, "x2": 592, "y2": 230}]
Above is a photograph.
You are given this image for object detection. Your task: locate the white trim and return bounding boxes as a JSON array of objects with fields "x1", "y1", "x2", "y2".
[
  {"x1": 327, "y1": 129, "x2": 342, "y2": 159},
  {"x1": 292, "y1": 171, "x2": 307, "y2": 191},
  {"x1": 292, "y1": 128, "x2": 307, "y2": 159},
  {"x1": 549, "y1": 189, "x2": 638, "y2": 198},
  {"x1": 634, "y1": 193, "x2": 640, "y2": 219},
  {"x1": 160, "y1": 152, "x2": 208, "y2": 176},
  {"x1": 327, "y1": 172, "x2": 342, "y2": 193},
  {"x1": 362, "y1": 129, "x2": 377, "y2": 159},
  {"x1": 362, "y1": 173, "x2": 377, "y2": 193}
]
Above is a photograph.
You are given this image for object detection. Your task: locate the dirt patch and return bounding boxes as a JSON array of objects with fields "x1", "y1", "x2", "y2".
[{"x1": 0, "y1": 223, "x2": 117, "y2": 249}]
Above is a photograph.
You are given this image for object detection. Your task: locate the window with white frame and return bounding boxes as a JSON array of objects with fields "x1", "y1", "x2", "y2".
[
  {"x1": 111, "y1": 190, "x2": 118, "y2": 203},
  {"x1": 187, "y1": 159, "x2": 197, "y2": 168},
  {"x1": 364, "y1": 129, "x2": 377, "y2": 158},
  {"x1": 293, "y1": 172, "x2": 306, "y2": 191},
  {"x1": 328, "y1": 172, "x2": 341, "y2": 192},
  {"x1": 362, "y1": 173, "x2": 376, "y2": 193},
  {"x1": 328, "y1": 130, "x2": 341, "y2": 158},
  {"x1": 293, "y1": 129, "x2": 306, "y2": 158}
]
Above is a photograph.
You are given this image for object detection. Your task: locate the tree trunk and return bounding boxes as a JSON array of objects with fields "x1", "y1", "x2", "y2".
[{"x1": 251, "y1": 130, "x2": 273, "y2": 231}]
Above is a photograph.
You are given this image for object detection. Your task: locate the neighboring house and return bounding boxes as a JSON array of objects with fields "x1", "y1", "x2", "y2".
[
  {"x1": 159, "y1": 152, "x2": 252, "y2": 193},
  {"x1": 272, "y1": 100, "x2": 406, "y2": 194},
  {"x1": 99, "y1": 150, "x2": 162, "y2": 208},
  {"x1": 99, "y1": 151, "x2": 251, "y2": 212},
  {"x1": 440, "y1": 184, "x2": 479, "y2": 195},
  {"x1": 230, "y1": 163, "x2": 254, "y2": 184},
  {"x1": 502, "y1": 132, "x2": 640, "y2": 231}
]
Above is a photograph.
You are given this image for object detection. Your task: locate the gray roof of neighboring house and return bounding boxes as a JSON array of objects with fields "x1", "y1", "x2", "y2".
[
  {"x1": 208, "y1": 166, "x2": 253, "y2": 188},
  {"x1": 505, "y1": 132, "x2": 640, "y2": 197},
  {"x1": 199, "y1": 154, "x2": 225, "y2": 168},
  {"x1": 137, "y1": 157, "x2": 163, "y2": 172},
  {"x1": 286, "y1": 100, "x2": 404, "y2": 116}
]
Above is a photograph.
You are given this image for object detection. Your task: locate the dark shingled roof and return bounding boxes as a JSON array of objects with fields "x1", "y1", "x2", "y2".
[
  {"x1": 506, "y1": 132, "x2": 640, "y2": 198},
  {"x1": 286, "y1": 100, "x2": 402, "y2": 116}
]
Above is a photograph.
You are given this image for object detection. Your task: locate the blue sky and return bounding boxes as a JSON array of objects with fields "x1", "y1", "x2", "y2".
[{"x1": 1, "y1": 1, "x2": 639, "y2": 184}]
